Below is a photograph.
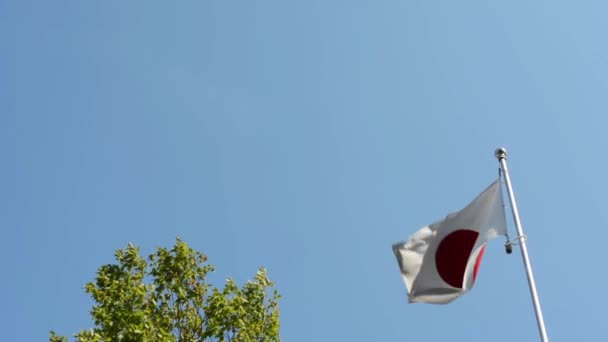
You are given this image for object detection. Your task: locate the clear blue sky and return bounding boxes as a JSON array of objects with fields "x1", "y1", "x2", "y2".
[{"x1": 1, "y1": 1, "x2": 605, "y2": 341}]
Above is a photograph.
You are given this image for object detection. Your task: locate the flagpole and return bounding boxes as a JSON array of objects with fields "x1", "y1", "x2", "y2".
[{"x1": 495, "y1": 148, "x2": 549, "y2": 342}]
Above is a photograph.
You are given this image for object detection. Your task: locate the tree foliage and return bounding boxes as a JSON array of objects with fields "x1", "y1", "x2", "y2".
[{"x1": 51, "y1": 239, "x2": 280, "y2": 342}]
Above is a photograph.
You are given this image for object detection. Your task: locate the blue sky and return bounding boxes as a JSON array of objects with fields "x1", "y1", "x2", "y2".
[{"x1": 1, "y1": 1, "x2": 606, "y2": 341}]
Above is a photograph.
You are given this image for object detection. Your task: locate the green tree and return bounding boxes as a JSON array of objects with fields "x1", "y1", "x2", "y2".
[{"x1": 51, "y1": 239, "x2": 280, "y2": 342}]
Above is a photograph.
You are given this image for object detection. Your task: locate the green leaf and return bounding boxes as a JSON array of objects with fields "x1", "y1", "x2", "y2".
[{"x1": 51, "y1": 238, "x2": 281, "y2": 341}]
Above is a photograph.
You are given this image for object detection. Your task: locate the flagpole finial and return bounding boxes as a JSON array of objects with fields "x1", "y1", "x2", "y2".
[{"x1": 495, "y1": 147, "x2": 507, "y2": 160}]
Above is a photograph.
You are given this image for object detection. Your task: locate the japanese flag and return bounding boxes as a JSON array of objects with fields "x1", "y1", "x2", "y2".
[{"x1": 392, "y1": 179, "x2": 507, "y2": 304}]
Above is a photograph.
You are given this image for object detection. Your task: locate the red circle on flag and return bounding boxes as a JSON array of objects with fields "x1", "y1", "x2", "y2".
[
  {"x1": 473, "y1": 245, "x2": 487, "y2": 282},
  {"x1": 435, "y1": 229, "x2": 479, "y2": 288}
]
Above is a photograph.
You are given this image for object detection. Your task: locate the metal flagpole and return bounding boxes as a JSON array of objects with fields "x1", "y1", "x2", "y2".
[{"x1": 495, "y1": 148, "x2": 549, "y2": 342}]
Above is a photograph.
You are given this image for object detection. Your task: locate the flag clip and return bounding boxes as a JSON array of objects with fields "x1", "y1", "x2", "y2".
[{"x1": 505, "y1": 235, "x2": 527, "y2": 254}]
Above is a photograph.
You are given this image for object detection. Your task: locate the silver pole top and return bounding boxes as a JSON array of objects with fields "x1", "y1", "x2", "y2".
[{"x1": 495, "y1": 147, "x2": 507, "y2": 160}]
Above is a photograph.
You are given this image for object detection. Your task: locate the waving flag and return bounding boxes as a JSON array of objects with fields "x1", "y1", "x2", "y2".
[{"x1": 392, "y1": 179, "x2": 507, "y2": 304}]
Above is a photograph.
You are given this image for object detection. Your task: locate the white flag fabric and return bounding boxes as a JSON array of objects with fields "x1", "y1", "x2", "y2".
[{"x1": 392, "y1": 179, "x2": 507, "y2": 304}]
